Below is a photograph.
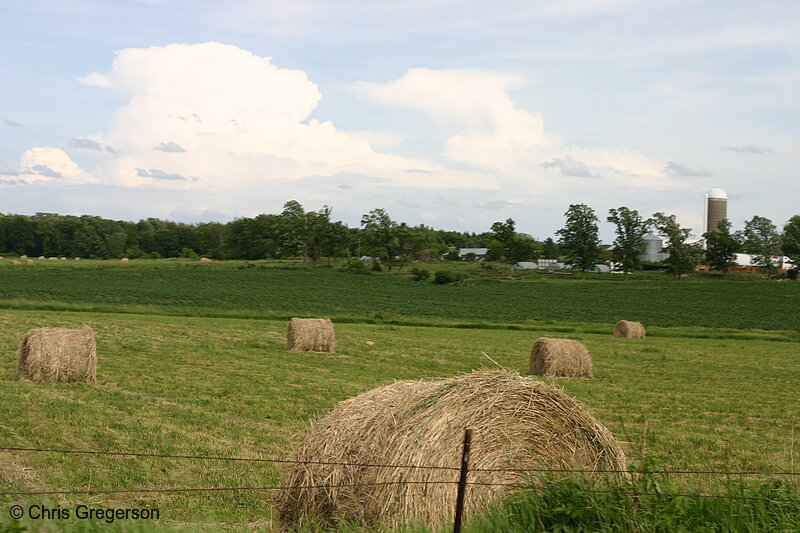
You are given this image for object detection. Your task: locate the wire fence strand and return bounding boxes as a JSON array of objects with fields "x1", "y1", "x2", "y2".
[
  {"x1": 0, "y1": 446, "x2": 459, "y2": 471},
  {"x1": 469, "y1": 466, "x2": 800, "y2": 477},
  {"x1": 3, "y1": 446, "x2": 797, "y2": 477},
  {"x1": 4, "y1": 480, "x2": 798, "y2": 503},
  {"x1": 1, "y1": 481, "x2": 455, "y2": 497},
  {"x1": 466, "y1": 481, "x2": 800, "y2": 503}
]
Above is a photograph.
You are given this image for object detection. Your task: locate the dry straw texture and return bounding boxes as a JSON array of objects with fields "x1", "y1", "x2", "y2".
[
  {"x1": 18, "y1": 327, "x2": 97, "y2": 383},
  {"x1": 614, "y1": 320, "x2": 646, "y2": 338},
  {"x1": 286, "y1": 318, "x2": 335, "y2": 352},
  {"x1": 277, "y1": 370, "x2": 625, "y2": 531},
  {"x1": 530, "y1": 337, "x2": 593, "y2": 378}
]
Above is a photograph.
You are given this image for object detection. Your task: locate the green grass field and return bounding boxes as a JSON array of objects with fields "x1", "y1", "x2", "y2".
[{"x1": 0, "y1": 260, "x2": 798, "y2": 531}]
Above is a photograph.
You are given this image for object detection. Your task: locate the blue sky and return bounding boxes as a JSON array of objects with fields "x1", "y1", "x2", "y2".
[{"x1": 1, "y1": 0, "x2": 798, "y2": 239}]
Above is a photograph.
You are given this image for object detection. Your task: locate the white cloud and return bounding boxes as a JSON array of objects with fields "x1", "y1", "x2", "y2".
[
  {"x1": 81, "y1": 42, "x2": 491, "y2": 191},
  {"x1": 76, "y1": 72, "x2": 111, "y2": 88},
  {"x1": 357, "y1": 67, "x2": 682, "y2": 191},
  {"x1": 664, "y1": 160, "x2": 712, "y2": 177},
  {"x1": 1, "y1": 147, "x2": 98, "y2": 186},
  {"x1": 727, "y1": 144, "x2": 773, "y2": 154},
  {"x1": 541, "y1": 156, "x2": 595, "y2": 178}
]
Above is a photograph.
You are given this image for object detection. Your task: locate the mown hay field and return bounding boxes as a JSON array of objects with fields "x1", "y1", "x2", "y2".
[
  {"x1": 0, "y1": 309, "x2": 797, "y2": 531},
  {"x1": 0, "y1": 262, "x2": 798, "y2": 331}
]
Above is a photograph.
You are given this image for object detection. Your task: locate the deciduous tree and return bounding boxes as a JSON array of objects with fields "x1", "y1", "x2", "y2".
[
  {"x1": 742, "y1": 215, "x2": 782, "y2": 276},
  {"x1": 556, "y1": 204, "x2": 601, "y2": 280},
  {"x1": 703, "y1": 219, "x2": 740, "y2": 275},
  {"x1": 649, "y1": 212, "x2": 702, "y2": 280},
  {"x1": 607, "y1": 206, "x2": 650, "y2": 281}
]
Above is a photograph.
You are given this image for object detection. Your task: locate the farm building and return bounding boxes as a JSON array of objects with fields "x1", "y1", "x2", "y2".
[{"x1": 458, "y1": 248, "x2": 488, "y2": 259}]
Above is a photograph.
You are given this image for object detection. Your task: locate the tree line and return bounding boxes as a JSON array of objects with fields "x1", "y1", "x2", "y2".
[
  {"x1": 0, "y1": 202, "x2": 495, "y2": 265},
  {"x1": 1, "y1": 201, "x2": 798, "y2": 278},
  {"x1": 554, "y1": 204, "x2": 800, "y2": 280}
]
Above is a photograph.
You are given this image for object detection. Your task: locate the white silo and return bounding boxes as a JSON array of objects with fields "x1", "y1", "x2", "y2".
[{"x1": 705, "y1": 188, "x2": 728, "y2": 234}]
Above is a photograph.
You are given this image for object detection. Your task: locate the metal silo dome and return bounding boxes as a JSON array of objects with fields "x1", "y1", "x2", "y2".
[{"x1": 708, "y1": 187, "x2": 727, "y2": 199}]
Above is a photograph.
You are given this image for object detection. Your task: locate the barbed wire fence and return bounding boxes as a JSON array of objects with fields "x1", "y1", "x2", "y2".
[{"x1": 2, "y1": 432, "x2": 799, "y2": 533}]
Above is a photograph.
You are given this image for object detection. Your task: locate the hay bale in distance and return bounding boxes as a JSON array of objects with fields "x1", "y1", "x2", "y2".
[
  {"x1": 286, "y1": 318, "x2": 335, "y2": 352},
  {"x1": 48, "y1": 257, "x2": 57, "y2": 261},
  {"x1": 277, "y1": 370, "x2": 626, "y2": 531},
  {"x1": 11, "y1": 260, "x2": 21, "y2": 265},
  {"x1": 199, "y1": 257, "x2": 213, "y2": 262},
  {"x1": 20, "y1": 255, "x2": 27, "y2": 260},
  {"x1": 17, "y1": 327, "x2": 97, "y2": 383},
  {"x1": 38, "y1": 256, "x2": 45, "y2": 260},
  {"x1": 120, "y1": 257, "x2": 129, "y2": 263},
  {"x1": 530, "y1": 337, "x2": 593, "y2": 378},
  {"x1": 74, "y1": 257, "x2": 81, "y2": 261},
  {"x1": 614, "y1": 320, "x2": 646, "y2": 338},
  {"x1": 25, "y1": 259, "x2": 33, "y2": 265}
]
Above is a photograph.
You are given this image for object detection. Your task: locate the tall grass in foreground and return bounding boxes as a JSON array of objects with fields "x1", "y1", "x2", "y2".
[{"x1": 467, "y1": 474, "x2": 800, "y2": 533}]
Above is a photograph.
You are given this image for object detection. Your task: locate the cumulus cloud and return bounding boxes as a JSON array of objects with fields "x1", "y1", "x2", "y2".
[
  {"x1": 136, "y1": 168, "x2": 195, "y2": 181},
  {"x1": 541, "y1": 156, "x2": 596, "y2": 178},
  {"x1": 152, "y1": 141, "x2": 186, "y2": 153},
  {"x1": 31, "y1": 165, "x2": 63, "y2": 178},
  {"x1": 4, "y1": 119, "x2": 22, "y2": 127},
  {"x1": 168, "y1": 205, "x2": 230, "y2": 222},
  {"x1": 727, "y1": 144, "x2": 773, "y2": 154},
  {"x1": 70, "y1": 137, "x2": 105, "y2": 151},
  {"x1": 78, "y1": 42, "x2": 489, "y2": 191},
  {"x1": 76, "y1": 72, "x2": 111, "y2": 87},
  {"x1": 1, "y1": 147, "x2": 99, "y2": 186},
  {"x1": 664, "y1": 160, "x2": 712, "y2": 177},
  {"x1": 358, "y1": 67, "x2": 679, "y2": 191}
]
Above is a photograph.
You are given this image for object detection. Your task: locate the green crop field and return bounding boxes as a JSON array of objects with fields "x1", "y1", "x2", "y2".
[
  {"x1": 0, "y1": 258, "x2": 798, "y2": 331},
  {"x1": 0, "y1": 260, "x2": 798, "y2": 531}
]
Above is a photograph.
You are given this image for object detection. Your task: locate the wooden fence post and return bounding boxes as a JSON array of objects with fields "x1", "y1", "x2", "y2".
[{"x1": 453, "y1": 428, "x2": 472, "y2": 533}]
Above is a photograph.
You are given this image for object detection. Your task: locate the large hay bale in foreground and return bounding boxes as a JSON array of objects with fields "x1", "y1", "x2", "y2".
[
  {"x1": 18, "y1": 327, "x2": 97, "y2": 383},
  {"x1": 530, "y1": 337, "x2": 593, "y2": 378},
  {"x1": 286, "y1": 318, "x2": 335, "y2": 352},
  {"x1": 277, "y1": 370, "x2": 625, "y2": 531},
  {"x1": 614, "y1": 320, "x2": 646, "y2": 338}
]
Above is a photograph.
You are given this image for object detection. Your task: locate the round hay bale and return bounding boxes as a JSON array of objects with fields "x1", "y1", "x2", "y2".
[
  {"x1": 199, "y1": 257, "x2": 213, "y2": 262},
  {"x1": 17, "y1": 327, "x2": 97, "y2": 383},
  {"x1": 613, "y1": 320, "x2": 646, "y2": 338},
  {"x1": 20, "y1": 255, "x2": 28, "y2": 260},
  {"x1": 38, "y1": 256, "x2": 45, "y2": 260},
  {"x1": 48, "y1": 257, "x2": 57, "y2": 261},
  {"x1": 120, "y1": 257, "x2": 129, "y2": 263},
  {"x1": 530, "y1": 337, "x2": 593, "y2": 378},
  {"x1": 277, "y1": 370, "x2": 625, "y2": 531},
  {"x1": 286, "y1": 318, "x2": 335, "y2": 352}
]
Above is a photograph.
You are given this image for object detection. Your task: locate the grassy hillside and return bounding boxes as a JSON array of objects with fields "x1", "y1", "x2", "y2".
[
  {"x1": 0, "y1": 260, "x2": 798, "y2": 331},
  {"x1": 0, "y1": 309, "x2": 798, "y2": 531}
]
